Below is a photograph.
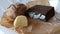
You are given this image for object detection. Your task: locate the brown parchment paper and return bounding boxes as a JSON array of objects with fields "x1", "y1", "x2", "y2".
[
  {"x1": 26, "y1": 0, "x2": 50, "y2": 8},
  {"x1": 0, "y1": 0, "x2": 60, "y2": 34}
]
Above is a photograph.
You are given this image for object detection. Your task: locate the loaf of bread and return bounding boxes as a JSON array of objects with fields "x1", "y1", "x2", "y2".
[{"x1": 0, "y1": 2, "x2": 27, "y2": 28}]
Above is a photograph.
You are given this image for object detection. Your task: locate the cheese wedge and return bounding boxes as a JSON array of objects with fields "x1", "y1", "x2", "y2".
[{"x1": 14, "y1": 15, "x2": 28, "y2": 27}]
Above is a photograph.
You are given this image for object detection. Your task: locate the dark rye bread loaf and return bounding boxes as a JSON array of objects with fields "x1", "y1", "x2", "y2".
[{"x1": 27, "y1": 5, "x2": 55, "y2": 22}]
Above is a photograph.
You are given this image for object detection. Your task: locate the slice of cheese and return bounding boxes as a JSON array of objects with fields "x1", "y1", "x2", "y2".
[{"x1": 14, "y1": 15, "x2": 28, "y2": 27}]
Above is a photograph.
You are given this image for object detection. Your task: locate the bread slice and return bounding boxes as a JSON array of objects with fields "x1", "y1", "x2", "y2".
[{"x1": 14, "y1": 15, "x2": 28, "y2": 27}]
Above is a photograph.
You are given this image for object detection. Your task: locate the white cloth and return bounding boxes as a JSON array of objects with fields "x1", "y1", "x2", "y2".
[
  {"x1": 49, "y1": 0, "x2": 60, "y2": 13},
  {"x1": 0, "y1": 25, "x2": 18, "y2": 34}
]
